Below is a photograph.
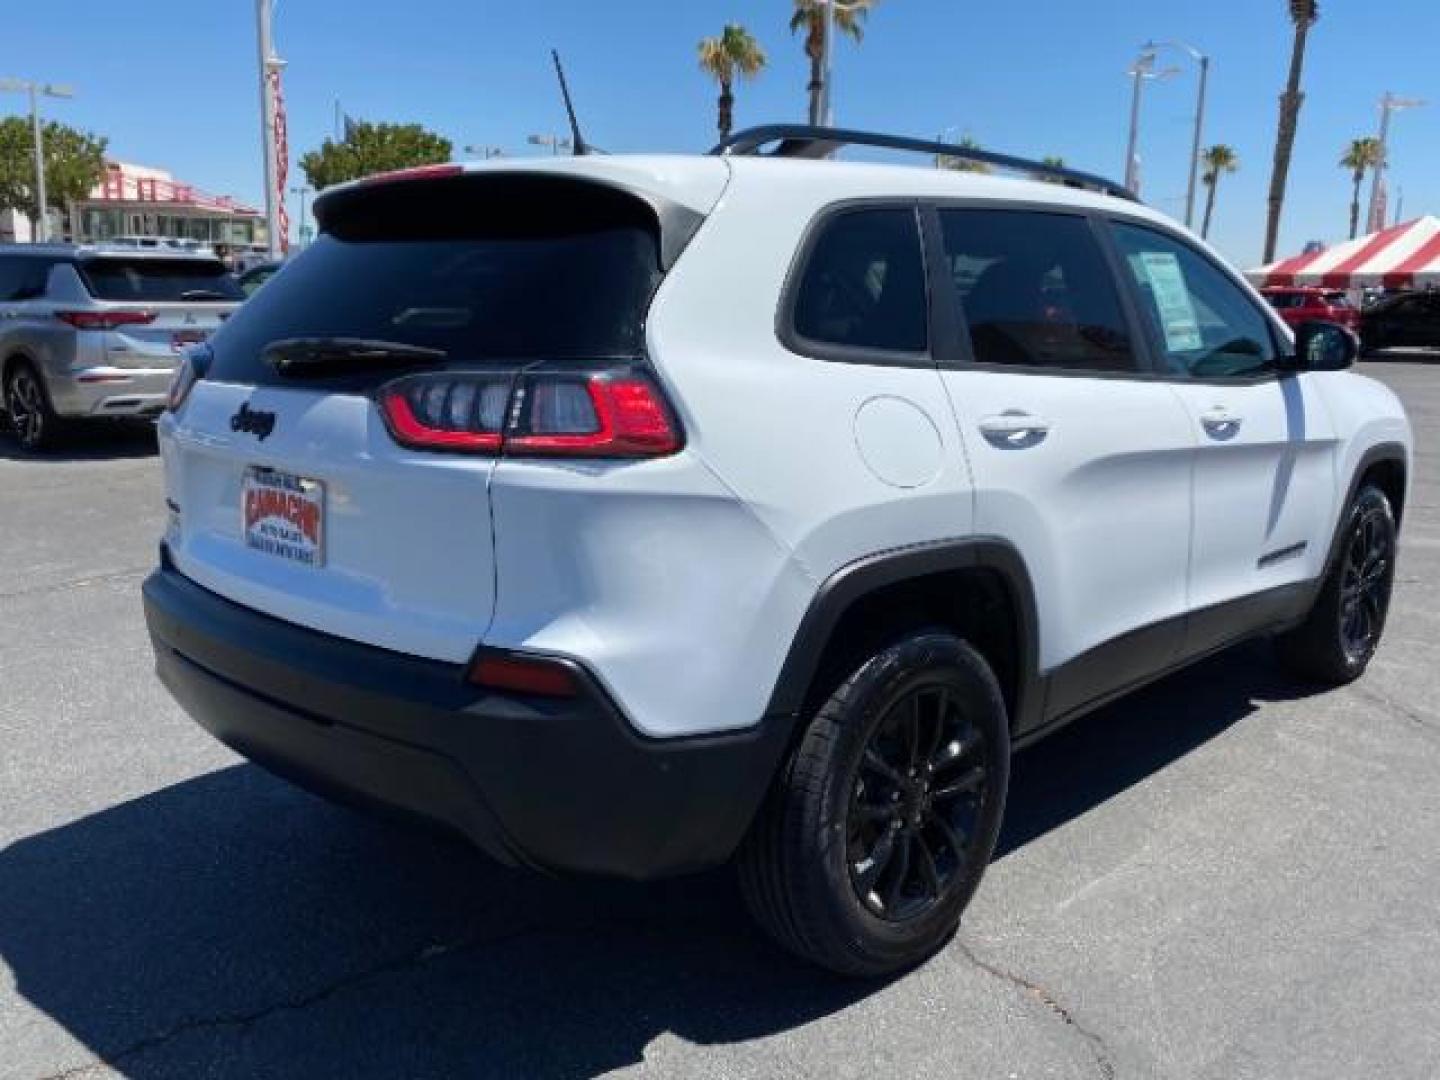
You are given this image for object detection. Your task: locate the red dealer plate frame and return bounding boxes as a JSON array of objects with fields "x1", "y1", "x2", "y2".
[{"x1": 242, "y1": 466, "x2": 325, "y2": 568}]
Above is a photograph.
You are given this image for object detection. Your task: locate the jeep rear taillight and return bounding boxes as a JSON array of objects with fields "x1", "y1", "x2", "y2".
[{"x1": 377, "y1": 367, "x2": 682, "y2": 459}]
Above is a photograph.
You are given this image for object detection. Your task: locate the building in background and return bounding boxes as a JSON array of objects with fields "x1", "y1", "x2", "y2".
[{"x1": 0, "y1": 161, "x2": 267, "y2": 251}]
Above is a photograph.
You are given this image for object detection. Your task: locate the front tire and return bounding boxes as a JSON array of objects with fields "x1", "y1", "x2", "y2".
[
  {"x1": 4, "y1": 361, "x2": 62, "y2": 451},
  {"x1": 738, "y1": 632, "x2": 1010, "y2": 977},
  {"x1": 1277, "y1": 484, "x2": 1397, "y2": 684}
]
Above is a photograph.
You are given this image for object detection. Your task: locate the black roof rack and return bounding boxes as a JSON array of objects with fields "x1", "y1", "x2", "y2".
[{"x1": 711, "y1": 124, "x2": 1138, "y2": 203}]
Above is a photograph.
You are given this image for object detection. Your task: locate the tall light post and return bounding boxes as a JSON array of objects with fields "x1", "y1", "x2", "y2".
[
  {"x1": 255, "y1": 0, "x2": 286, "y2": 260},
  {"x1": 1366, "y1": 92, "x2": 1425, "y2": 233},
  {"x1": 1145, "y1": 39, "x2": 1209, "y2": 230},
  {"x1": 1122, "y1": 52, "x2": 1179, "y2": 197},
  {"x1": 0, "y1": 77, "x2": 75, "y2": 243},
  {"x1": 527, "y1": 134, "x2": 572, "y2": 156},
  {"x1": 817, "y1": 0, "x2": 867, "y2": 127},
  {"x1": 289, "y1": 184, "x2": 312, "y2": 246}
]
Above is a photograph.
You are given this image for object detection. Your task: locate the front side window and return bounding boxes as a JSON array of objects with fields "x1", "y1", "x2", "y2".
[
  {"x1": 791, "y1": 207, "x2": 928, "y2": 355},
  {"x1": 938, "y1": 210, "x2": 1136, "y2": 373},
  {"x1": 1111, "y1": 222, "x2": 1277, "y2": 379}
]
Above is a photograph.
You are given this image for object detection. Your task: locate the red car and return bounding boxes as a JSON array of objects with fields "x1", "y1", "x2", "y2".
[{"x1": 1261, "y1": 287, "x2": 1361, "y2": 332}]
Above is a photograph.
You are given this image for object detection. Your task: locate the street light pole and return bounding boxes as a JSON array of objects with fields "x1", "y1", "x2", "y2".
[
  {"x1": 1122, "y1": 52, "x2": 1178, "y2": 197},
  {"x1": 289, "y1": 185, "x2": 312, "y2": 246},
  {"x1": 816, "y1": 0, "x2": 865, "y2": 128},
  {"x1": 1145, "y1": 40, "x2": 1209, "y2": 230},
  {"x1": 0, "y1": 77, "x2": 75, "y2": 243},
  {"x1": 1366, "y1": 92, "x2": 1425, "y2": 234}
]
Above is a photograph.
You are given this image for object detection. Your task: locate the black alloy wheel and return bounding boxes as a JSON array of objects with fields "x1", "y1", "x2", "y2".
[
  {"x1": 739, "y1": 632, "x2": 1010, "y2": 976},
  {"x1": 848, "y1": 683, "x2": 989, "y2": 922},
  {"x1": 1337, "y1": 496, "x2": 1395, "y2": 665},
  {"x1": 1278, "y1": 484, "x2": 1397, "y2": 684}
]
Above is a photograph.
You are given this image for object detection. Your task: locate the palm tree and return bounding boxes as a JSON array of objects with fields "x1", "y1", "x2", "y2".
[
  {"x1": 697, "y1": 25, "x2": 767, "y2": 142},
  {"x1": 937, "y1": 136, "x2": 991, "y2": 174},
  {"x1": 1340, "y1": 136, "x2": 1383, "y2": 239},
  {"x1": 790, "y1": 0, "x2": 877, "y2": 125},
  {"x1": 1199, "y1": 145, "x2": 1240, "y2": 240},
  {"x1": 1262, "y1": 0, "x2": 1320, "y2": 262}
]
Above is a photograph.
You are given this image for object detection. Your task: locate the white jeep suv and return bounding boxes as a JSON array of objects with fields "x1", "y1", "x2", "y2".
[{"x1": 143, "y1": 128, "x2": 1411, "y2": 976}]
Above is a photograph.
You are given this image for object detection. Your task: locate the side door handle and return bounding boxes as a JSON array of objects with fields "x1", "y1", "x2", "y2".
[
  {"x1": 978, "y1": 412, "x2": 1051, "y2": 447},
  {"x1": 1199, "y1": 407, "x2": 1242, "y2": 439}
]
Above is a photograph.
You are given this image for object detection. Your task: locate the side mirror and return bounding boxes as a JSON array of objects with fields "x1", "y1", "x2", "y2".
[{"x1": 1285, "y1": 320, "x2": 1359, "y2": 372}]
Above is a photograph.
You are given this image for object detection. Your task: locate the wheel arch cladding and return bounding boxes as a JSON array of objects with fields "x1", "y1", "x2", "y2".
[
  {"x1": 1324, "y1": 442, "x2": 1408, "y2": 579},
  {"x1": 765, "y1": 539, "x2": 1041, "y2": 735}
]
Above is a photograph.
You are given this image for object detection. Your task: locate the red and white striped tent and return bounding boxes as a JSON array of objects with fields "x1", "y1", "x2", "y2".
[{"x1": 1248, "y1": 215, "x2": 1440, "y2": 290}]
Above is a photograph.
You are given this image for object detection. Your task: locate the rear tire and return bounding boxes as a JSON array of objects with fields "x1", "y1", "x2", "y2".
[
  {"x1": 1277, "y1": 485, "x2": 1397, "y2": 684},
  {"x1": 738, "y1": 631, "x2": 1010, "y2": 977},
  {"x1": 4, "y1": 360, "x2": 63, "y2": 451}
]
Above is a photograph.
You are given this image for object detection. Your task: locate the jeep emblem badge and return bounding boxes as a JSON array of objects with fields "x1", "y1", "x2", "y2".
[{"x1": 231, "y1": 402, "x2": 276, "y2": 441}]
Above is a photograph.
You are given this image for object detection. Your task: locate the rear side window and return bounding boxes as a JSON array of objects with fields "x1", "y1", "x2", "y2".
[
  {"x1": 938, "y1": 210, "x2": 1136, "y2": 373},
  {"x1": 79, "y1": 258, "x2": 243, "y2": 302},
  {"x1": 207, "y1": 174, "x2": 665, "y2": 388},
  {"x1": 790, "y1": 207, "x2": 928, "y2": 356}
]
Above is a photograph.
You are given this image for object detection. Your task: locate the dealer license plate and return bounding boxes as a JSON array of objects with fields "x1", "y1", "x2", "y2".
[{"x1": 242, "y1": 467, "x2": 325, "y2": 567}]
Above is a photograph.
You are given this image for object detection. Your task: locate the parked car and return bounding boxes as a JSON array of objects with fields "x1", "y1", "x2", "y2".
[
  {"x1": 1, "y1": 245, "x2": 243, "y2": 449},
  {"x1": 142, "y1": 128, "x2": 1411, "y2": 977},
  {"x1": 1261, "y1": 286, "x2": 1361, "y2": 332},
  {"x1": 238, "y1": 260, "x2": 284, "y2": 297},
  {"x1": 1360, "y1": 289, "x2": 1440, "y2": 351}
]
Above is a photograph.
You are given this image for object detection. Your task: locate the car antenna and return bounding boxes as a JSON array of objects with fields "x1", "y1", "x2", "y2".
[{"x1": 551, "y1": 49, "x2": 590, "y2": 156}]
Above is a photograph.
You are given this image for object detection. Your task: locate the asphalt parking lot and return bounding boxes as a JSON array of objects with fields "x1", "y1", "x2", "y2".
[{"x1": 3, "y1": 359, "x2": 1439, "y2": 1080}]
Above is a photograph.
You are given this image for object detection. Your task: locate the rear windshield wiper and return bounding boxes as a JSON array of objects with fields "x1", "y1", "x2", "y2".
[
  {"x1": 262, "y1": 337, "x2": 448, "y2": 377},
  {"x1": 180, "y1": 289, "x2": 236, "y2": 301}
]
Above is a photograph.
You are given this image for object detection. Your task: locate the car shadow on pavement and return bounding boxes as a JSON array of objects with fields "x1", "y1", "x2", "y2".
[
  {"x1": 0, "y1": 421, "x2": 157, "y2": 462},
  {"x1": 0, "y1": 641, "x2": 1316, "y2": 1078}
]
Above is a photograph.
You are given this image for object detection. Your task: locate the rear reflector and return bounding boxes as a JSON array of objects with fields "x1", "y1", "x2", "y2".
[
  {"x1": 377, "y1": 366, "x2": 682, "y2": 459},
  {"x1": 56, "y1": 309, "x2": 156, "y2": 331},
  {"x1": 467, "y1": 653, "x2": 579, "y2": 698}
]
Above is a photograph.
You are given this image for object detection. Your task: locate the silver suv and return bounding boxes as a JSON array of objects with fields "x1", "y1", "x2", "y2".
[{"x1": 0, "y1": 245, "x2": 243, "y2": 450}]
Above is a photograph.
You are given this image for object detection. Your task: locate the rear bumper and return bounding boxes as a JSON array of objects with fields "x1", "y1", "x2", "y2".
[
  {"x1": 142, "y1": 558, "x2": 790, "y2": 879},
  {"x1": 49, "y1": 367, "x2": 172, "y2": 417}
]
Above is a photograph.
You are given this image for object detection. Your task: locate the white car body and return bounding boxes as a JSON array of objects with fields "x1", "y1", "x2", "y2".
[{"x1": 145, "y1": 144, "x2": 1411, "y2": 887}]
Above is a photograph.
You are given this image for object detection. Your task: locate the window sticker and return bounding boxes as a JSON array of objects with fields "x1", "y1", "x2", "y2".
[{"x1": 1137, "y1": 251, "x2": 1203, "y2": 352}]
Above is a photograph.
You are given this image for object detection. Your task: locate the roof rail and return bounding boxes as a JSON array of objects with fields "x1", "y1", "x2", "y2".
[{"x1": 712, "y1": 124, "x2": 1138, "y2": 203}]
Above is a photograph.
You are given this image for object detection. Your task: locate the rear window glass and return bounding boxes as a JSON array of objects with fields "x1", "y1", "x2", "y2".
[
  {"x1": 80, "y1": 258, "x2": 243, "y2": 302},
  {"x1": 206, "y1": 174, "x2": 664, "y2": 387},
  {"x1": 791, "y1": 207, "x2": 928, "y2": 355}
]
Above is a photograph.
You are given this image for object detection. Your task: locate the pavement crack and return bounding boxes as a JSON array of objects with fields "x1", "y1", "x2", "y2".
[
  {"x1": 31, "y1": 919, "x2": 598, "y2": 1079},
  {"x1": 955, "y1": 939, "x2": 1117, "y2": 1080},
  {"x1": 1352, "y1": 684, "x2": 1434, "y2": 729}
]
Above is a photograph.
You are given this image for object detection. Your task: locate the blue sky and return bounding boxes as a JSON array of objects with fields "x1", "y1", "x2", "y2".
[{"x1": 5, "y1": 1, "x2": 1438, "y2": 266}]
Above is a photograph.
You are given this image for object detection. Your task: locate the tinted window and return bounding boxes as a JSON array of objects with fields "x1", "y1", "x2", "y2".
[
  {"x1": 12, "y1": 258, "x2": 55, "y2": 300},
  {"x1": 792, "y1": 208, "x2": 928, "y2": 354},
  {"x1": 0, "y1": 257, "x2": 20, "y2": 302},
  {"x1": 78, "y1": 257, "x2": 244, "y2": 302},
  {"x1": 938, "y1": 210, "x2": 1135, "y2": 373},
  {"x1": 208, "y1": 174, "x2": 664, "y2": 388},
  {"x1": 1264, "y1": 291, "x2": 1303, "y2": 310},
  {"x1": 1111, "y1": 223, "x2": 1277, "y2": 378}
]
